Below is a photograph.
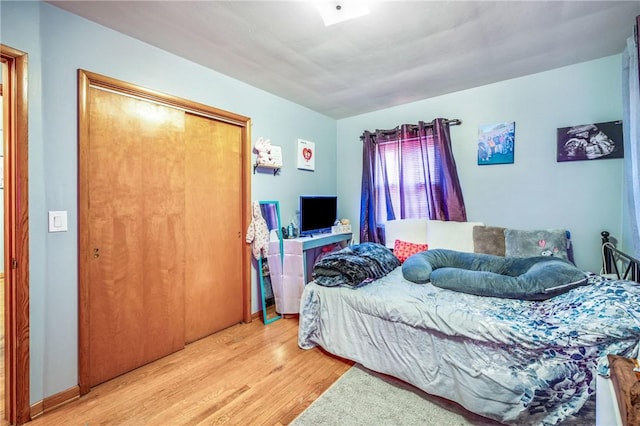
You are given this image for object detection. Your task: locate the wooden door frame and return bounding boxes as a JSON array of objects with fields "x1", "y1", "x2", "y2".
[
  {"x1": 1, "y1": 45, "x2": 31, "y2": 425},
  {"x1": 77, "y1": 69, "x2": 252, "y2": 395}
]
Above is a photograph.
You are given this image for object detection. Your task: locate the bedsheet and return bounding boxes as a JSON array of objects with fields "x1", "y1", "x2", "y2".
[{"x1": 298, "y1": 268, "x2": 640, "y2": 425}]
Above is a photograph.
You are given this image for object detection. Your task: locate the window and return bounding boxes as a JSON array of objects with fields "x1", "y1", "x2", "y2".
[
  {"x1": 360, "y1": 119, "x2": 466, "y2": 244},
  {"x1": 374, "y1": 134, "x2": 437, "y2": 223}
]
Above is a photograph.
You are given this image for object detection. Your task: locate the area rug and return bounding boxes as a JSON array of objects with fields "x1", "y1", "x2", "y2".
[{"x1": 290, "y1": 364, "x2": 596, "y2": 426}]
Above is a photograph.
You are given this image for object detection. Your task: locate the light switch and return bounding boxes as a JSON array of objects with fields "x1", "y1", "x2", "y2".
[{"x1": 48, "y1": 211, "x2": 68, "y2": 233}]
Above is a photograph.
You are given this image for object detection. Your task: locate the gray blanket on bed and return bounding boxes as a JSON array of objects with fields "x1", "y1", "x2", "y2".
[
  {"x1": 312, "y1": 242, "x2": 401, "y2": 288},
  {"x1": 298, "y1": 269, "x2": 640, "y2": 425}
]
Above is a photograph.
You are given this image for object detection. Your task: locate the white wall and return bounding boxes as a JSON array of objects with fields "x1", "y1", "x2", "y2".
[
  {"x1": 337, "y1": 55, "x2": 624, "y2": 274},
  {"x1": 2, "y1": 1, "x2": 337, "y2": 404}
]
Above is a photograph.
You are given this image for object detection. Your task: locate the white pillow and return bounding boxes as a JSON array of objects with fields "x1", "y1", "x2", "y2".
[
  {"x1": 426, "y1": 220, "x2": 484, "y2": 253},
  {"x1": 384, "y1": 219, "x2": 429, "y2": 249}
]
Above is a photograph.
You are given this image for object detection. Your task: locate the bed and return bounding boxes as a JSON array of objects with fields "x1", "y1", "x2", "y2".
[{"x1": 297, "y1": 221, "x2": 640, "y2": 425}]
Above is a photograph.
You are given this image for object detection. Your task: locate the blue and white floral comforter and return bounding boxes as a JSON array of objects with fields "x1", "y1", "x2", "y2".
[{"x1": 298, "y1": 268, "x2": 640, "y2": 425}]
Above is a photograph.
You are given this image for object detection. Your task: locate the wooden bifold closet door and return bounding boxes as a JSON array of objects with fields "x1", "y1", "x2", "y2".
[{"x1": 79, "y1": 71, "x2": 250, "y2": 390}]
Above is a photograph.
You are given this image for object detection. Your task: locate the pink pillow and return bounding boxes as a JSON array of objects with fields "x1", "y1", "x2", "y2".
[{"x1": 393, "y1": 240, "x2": 428, "y2": 263}]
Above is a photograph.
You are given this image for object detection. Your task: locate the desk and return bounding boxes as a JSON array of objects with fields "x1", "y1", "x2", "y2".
[
  {"x1": 295, "y1": 232, "x2": 353, "y2": 283},
  {"x1": 295, "y1": 232, "x2": 353, "y2": 250},
  {"x1": 267, "y1": 232, "x2": 352, "y2": 315}
]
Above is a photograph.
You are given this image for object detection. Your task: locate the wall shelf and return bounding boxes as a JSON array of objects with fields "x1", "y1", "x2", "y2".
[{"x1": 253, "y1": 163, "x2": 281, "y2": 175}]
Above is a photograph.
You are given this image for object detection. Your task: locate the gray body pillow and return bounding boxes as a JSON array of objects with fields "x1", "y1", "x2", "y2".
[{"x1": 402, "y1": 249, "x2": 589, "y2": 300}]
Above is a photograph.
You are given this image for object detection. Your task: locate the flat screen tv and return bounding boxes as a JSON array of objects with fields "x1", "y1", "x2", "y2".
[{"x1": 299, "y1": 196, "x2": 337, "y2": 236}]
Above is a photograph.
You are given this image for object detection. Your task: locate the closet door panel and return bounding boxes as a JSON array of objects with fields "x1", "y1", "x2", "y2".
[
  {"x1": 185, "y1": 113, "x2": 243, "y2": 343},
  {"x1": 88, "y1": 88, "x2": 186, "y2": 386},
  {"x1": 88, "y1": 90, "x2": 145, "y2": 386},
  {"x1": 139, "y1": 104, "x2": 186, "y2": 360}
]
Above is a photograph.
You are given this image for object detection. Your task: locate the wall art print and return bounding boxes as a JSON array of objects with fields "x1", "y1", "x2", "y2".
[
  {"x1": 556, "y1": 120, "x2": 623, "y2": 162},
  {"x1": 297, "y1": 139, "x2": 315, "y2": 171},
  {"x1": 477, "y1": 122, "x2": 515, "y2": 165}
]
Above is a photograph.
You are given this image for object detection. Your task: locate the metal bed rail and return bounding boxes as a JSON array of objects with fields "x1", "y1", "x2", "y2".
[{"x1": 601, "y1": 231, "x2": 640, "y2": 283}]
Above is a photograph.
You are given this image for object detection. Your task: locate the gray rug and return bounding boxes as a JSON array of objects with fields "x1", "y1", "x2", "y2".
[{"x1": 290, "y1": 364, "x2": 596, "y2": 426}]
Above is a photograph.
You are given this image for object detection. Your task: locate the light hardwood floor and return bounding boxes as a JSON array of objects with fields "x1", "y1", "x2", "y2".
[{"x1": 26, "y1": 316, "x2": 353, "y2": 425}]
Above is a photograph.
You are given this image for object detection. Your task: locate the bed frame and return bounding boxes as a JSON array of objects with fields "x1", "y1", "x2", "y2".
[{"x1": 601, "y1": 231, "x2": 640, "y2": 283}]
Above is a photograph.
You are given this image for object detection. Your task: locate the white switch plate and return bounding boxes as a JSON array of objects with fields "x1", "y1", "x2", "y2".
[{"x1": 48, "y1": 211, "x2": 68, "y2": 232}]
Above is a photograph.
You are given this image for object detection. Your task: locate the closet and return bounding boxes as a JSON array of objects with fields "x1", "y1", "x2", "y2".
[{"x1": 78, "y1": 70, "x2": 251, "y2": 391}]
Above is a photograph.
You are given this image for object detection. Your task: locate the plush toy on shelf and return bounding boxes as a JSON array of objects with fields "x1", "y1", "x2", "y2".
[{"x1": 253, "y1": 137, "x2": 273, "y2": 165}]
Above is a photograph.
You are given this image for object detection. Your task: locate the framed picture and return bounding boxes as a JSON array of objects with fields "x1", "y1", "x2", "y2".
[
  {"x1": 477, "y1": 122, "x2": 515, "y2": 165},
  {"x1": 297, "y1": 139, "x2": 315, "y2": 171},
  {"x1": 556, "y1": 120, "x2": 623, "y2": 162}
]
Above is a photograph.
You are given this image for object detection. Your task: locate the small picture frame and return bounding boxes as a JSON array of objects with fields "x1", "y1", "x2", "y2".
[
  {"x1": 297, "y1": 139, "x2": 315, "y2": 171},
  {"x1": 477, "y1": 122, "x2": 515, "y2": 165},
  {"x1": 556, "y1": 120, "x2": 623, "y2": 162}
]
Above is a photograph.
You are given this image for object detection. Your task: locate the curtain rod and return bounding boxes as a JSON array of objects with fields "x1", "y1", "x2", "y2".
[{"x1": 360, "y1": 118, "x2": 462, "y2": 140}]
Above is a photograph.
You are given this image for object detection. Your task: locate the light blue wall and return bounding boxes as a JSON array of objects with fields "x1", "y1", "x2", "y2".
[
  {"x1": 1, "y1": 0, "x2": 47, "y2": 406},
  {"x1": 1, "y1": 1, "x2": 336, "y2": 404},
  {"x1": 337, "y1": 55, "x2": 624, "y2": 274},
  {"x1": 0, "y1": 0, "x2": 628, "y2": 408}
]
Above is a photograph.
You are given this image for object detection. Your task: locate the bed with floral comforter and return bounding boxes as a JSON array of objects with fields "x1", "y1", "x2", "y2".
[{"x1": 298, "y1": 267, "x2": 640, "y2": 425}]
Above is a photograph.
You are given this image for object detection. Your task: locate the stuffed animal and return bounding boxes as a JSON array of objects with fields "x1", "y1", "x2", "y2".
[
  {"x1": 246, "y1": 201, "x2": 270, "y2": 259},
  {"x1": 254, "y1": 137, "x2": 272, "y2": 165}
]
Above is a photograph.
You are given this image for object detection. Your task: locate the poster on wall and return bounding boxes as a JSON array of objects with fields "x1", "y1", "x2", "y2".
[
  {"x1": 477, "y1": 122, "x2": 515, "y2": 165},
  {"x1": 297, "y1": 139, "x2": 315, "y2": 171},
  {"x1": 556, "y1": 120, "x2": 623, "y2": 162}
]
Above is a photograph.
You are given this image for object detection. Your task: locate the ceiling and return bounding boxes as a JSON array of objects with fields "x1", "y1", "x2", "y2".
[{"x1": 46, "y1": 1, "x2": 640, "y2": 119}]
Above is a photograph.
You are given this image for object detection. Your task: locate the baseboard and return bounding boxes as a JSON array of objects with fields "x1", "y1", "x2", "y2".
[
  {"x1": 30, "y1": 385, "x2": 80, "y2": 419},
  {"x1": 250, "y1": 310, "x2": 295, "y2": 321},
  {"x1": 29, "y1": 401, "x2": 43, "y2": 420}
]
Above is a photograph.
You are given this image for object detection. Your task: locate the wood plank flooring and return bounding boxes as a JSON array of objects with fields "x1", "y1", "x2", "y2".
[{"x1": 27, "y1": 317, "x2": 353, "y2": 425}]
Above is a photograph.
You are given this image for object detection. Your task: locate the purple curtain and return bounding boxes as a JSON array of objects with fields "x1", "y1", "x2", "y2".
[
  {"x1": 359, "y1": 118, "x2": 467, "y2": 244},
  {"x1": 360, "y1": 130, "x2": 382, "y2": 243},
  {"x1": 429, "y1": 120, "x2": 467, "y2": 221}
]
